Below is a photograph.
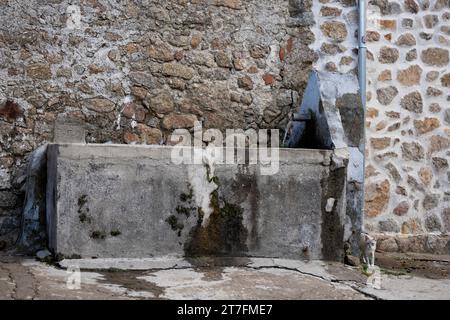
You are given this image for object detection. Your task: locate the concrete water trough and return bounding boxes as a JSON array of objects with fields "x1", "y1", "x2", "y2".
[{"x1": 46, "y1": 144, "x2": 348, "y2": 261}]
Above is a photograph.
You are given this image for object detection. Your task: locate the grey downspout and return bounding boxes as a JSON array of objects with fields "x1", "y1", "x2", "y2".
[
  {"x1": 358, "y1": 1, "x2": 367, "y2": 223},
  {"x1": 358, "y1": 0, "x2": 367, "y2": 107}
]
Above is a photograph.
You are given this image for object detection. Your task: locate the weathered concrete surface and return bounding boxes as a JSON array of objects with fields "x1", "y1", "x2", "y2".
[
  {"x1": 2, "y1": 253, "x2": 450, "y2": 300},
  {"x1": 46, "y1": 143, "x2": 347, "y2": 260},
  {"x1": 285, "y1": 71, "x2": 364, "y2": 256}
]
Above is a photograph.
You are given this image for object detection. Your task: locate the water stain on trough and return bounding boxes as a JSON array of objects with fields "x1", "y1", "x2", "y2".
[
  {"x1": 165, "y1": 215, "x2": 184, "y2": 237},
  {"x1": 164, "y1": 155, "x2": 250, "y2": 257},
  {"x1": 320, "y1": 166, "x2": 346, "y2": 261},
  {"x1": 231, "y1": 167, "x2": 260, "y2": 251},
  {"x1": 77, "y1": 194, "x2": 91, "y2": 223},
  {"x1": 165, "y1": 184, "x2": 196, "y2": 237},
  {"x1": 184, "y1": 180, "x2": 249, "y2": 257}
]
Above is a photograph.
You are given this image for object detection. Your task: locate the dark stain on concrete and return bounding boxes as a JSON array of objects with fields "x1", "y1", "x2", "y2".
[
  {"x1": 177, "y1": 186, "x2": 197, "y2": 218},
  {"x1": 320, "y1": 166, "x2": 346, "y2": 261},
  {"x1": 232, "y1": 167, "x2": 261, "y2": 251},
  {"x1": 176, "y1": 205, "x2": 195, "y2": 217},
  {"x1": 99, "y1": 270, "x2": 165, "y2": 299},
  {"x1": 180, "y1": 184, "x2": 193, "y2": 202},
  {"x1": 169, "y1": 166, "x2": 254, "y2": 257},
  {"x1": 77, "y1": 194, "x2": 91, "y2": 223},
  {"x1": 165, "y1": 185, "x2": 197, "y2": 237},
  {"x1": 78, "y1": 212, "x2": 88, "y2": 223},
  {"x1": 165, "y1": 215, "x2": 184, "y2": 237},
  {"x1": 336, "y1": 93, "x2": 364, "y2": 148},
  {"x1": 184, "y1": 189, "x2": 248, "y2": 257},
  {"x1": 345, "y1": 181, "x2": 363, "y2": 256},
  {"x1": 110, "y1": 229, "x2": 121, "y2": 237},
  {"x1": 77, "y1": 194, "x2": 88, "y2": 208},
  {"x1": 90, "y1": 230, "x2": 106, "y2": 240}
]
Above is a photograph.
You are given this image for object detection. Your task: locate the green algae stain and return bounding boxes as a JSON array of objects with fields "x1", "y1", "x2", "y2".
[
  {"x1": 165, "y1": 215, "x2": 184, "y2": 237},
  {"x1": 184, "y1": 188, "x2": 248, "y2": 257}
]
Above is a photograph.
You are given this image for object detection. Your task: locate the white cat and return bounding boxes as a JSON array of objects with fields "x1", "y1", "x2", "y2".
[{"x1": 360, "y1": 232, "x2": 376, "y2": 267}]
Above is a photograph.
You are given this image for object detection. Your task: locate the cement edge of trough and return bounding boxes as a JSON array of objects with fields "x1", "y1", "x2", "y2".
[
  {"x1": 50, "y1": 143, "x2": 340, "y2": 165},
  {"x1": 48, "y1": 143, "x2": 350, "y2": 263}
]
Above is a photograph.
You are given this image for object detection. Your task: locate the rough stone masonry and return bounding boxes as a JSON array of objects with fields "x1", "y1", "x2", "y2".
[{"x1": 364, "y1": 0, "x2": 450, "y2": 253}]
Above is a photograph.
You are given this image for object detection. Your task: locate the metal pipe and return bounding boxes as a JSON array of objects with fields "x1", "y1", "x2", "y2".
[
  {"x1": 358, "y1": 0, "x2": 367, "y2": 226},
  {"x1": 358, "y1": 0, "x2": 366, "y2": 107},
  {"x1": 292, "y1": 112, "x2": 312, "y2": 121}
]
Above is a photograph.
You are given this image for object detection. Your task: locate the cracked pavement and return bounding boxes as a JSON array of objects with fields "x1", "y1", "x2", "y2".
[{"x1": 1, "y1": 253, "x2": 450, "y2": 300}]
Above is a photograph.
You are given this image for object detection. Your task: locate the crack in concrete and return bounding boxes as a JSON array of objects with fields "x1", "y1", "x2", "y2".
[
  {"x1": 1, "y1": 265, "x2": 18, "y2": 300},
  {"x1": 26, "y1": 269, "x2": 40, "y2": 300},
  {"x1": 59, "y1": 258, "x2": 382, "y2": 300},
  {"x1": 243, "y1": 264, "x2": 380, "y2": 300},
  {"x1": 75, "y1": 262, "x2": 379, "y2": 299},
  {"x1": 0, "y1": 258, "x2": 42, "y2": 300},
  {"x1": 339, "y1": 282, "x2": 382, "y2": 300},
  {"x1": 12, "y1": 256, "x2": 388, "y2": 300}
]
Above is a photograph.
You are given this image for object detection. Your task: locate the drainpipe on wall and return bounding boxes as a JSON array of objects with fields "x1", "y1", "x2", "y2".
[
  {"x1": 358, "y1": 0, "x2": 367, "y2": 221},
  {"x1": 358, "y1": 0, "x2": 366, "y2": 107}
]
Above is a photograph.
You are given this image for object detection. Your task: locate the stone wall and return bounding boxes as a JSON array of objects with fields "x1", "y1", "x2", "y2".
[
  {"x1": 312, "y1": 0, "x2": 359, "y2": 74},
  {"x1": 7, "y1": 0, "x2": 447, "y2": 256},
  {"x1": 364, "y1": 0, "x2": 450, "y2": 250},
  {"x1": 0, "y1": 0, "x2": 327, "y2": 248}
]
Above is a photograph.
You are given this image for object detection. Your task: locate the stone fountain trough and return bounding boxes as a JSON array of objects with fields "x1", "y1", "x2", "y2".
[{"x1": 46, "y1": 144, "x2": 348, "y2": 261}]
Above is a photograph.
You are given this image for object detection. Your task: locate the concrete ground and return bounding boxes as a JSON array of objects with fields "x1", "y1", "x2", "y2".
[{"x1": 1, "y1": 252, "x2": 450, "y2": 300}]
